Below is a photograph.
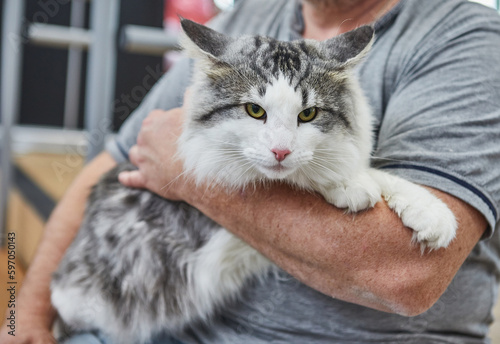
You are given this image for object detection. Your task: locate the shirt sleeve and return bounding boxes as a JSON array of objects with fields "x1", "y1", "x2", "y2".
[
  {"x1": 106, "y1": 58, "x2": 192, "y2": 163},
  {"x1": 372, "y1": 9, "x2": 500, "y2": 237}
]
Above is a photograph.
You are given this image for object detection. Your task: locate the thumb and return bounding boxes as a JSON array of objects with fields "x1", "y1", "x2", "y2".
[
  {"x1": 183, "y1": 87, "x2": 191, "y2": 107},
  {"x1": 118, "y1": 170, "x2": 147, "y2": 189}
]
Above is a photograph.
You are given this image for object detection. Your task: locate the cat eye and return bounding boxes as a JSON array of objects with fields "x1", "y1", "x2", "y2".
[
  {"x1": 245, "y1": 103, "x2": 267, "y2": 120},
  {"x1": 298, "y1": 107, "x2": 318, "y2": 123}
]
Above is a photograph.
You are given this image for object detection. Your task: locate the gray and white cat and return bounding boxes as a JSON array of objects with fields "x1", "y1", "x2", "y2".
[{"x1": 51, "y1": 20, "x2": 457, "y2": 344}]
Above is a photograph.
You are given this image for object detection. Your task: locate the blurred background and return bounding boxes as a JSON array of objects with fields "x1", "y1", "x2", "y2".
[{"x1": 0, "y1": 0, "x2": 498, "y2": 339}]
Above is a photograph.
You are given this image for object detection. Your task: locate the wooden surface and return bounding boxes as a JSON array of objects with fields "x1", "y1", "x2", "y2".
[
  {"x1": 15, "y1": 152, "x2": 84, "y2": 201},
  {"x1": 0, "y1": 153, "x2": 83, "y2": 319},
  {"x1": 6, "y1": 190, "x2": 45, "y2": 268},
  {"x1": 5, "y1": 153, "x2": 84, "y2": 268}
]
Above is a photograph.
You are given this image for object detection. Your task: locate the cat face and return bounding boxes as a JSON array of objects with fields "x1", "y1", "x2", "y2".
[{"x1": 178, "y1": 20, "x2": 374, "y2": 189}]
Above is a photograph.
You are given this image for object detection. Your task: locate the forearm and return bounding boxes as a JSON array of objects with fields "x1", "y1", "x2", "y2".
[
  {"x1": 117, "y1": 106, "x2": 486, "y2": 315},
  {"x1": 184, "y1": 182, "x2": 485, "y2": 315},
  {"x1": 13, "y1": 152, "x2": 116, "y2": 329}
]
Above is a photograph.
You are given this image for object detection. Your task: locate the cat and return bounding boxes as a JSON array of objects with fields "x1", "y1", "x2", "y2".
[{"x1": 51, "y1": 19, "x2": 457, "y2": 344}]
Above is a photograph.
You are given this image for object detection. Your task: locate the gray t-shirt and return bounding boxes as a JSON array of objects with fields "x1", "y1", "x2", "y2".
[{"x1": 106, "y1": 0, "x2": 500, "y2": 342}]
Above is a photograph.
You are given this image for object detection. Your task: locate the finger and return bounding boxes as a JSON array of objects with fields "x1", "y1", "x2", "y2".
[
  {"x1": 149, "y1": 109, "x2": 166, "y2": 120},
  {"x1": 118, "y1": 170, "x2": 146, "y2": 189},
  {"x1": 141, "y1": 110, "x2": 162, "y2": 128},
  {"x1": 183, "y1": 87, "x2": 192, "y2": 106},
  {"x1": 128, "y1": 145, "x2": 141, "y2": 166}
]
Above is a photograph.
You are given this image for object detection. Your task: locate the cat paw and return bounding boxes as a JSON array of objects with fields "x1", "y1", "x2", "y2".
[
  {"x1": 325, "y1": 174, "x2": 381, "y2": 212},
  {"x1": 368, "y1": 169, "x2": 458, "y2": 251},
  {"x1": 385, "y1": 190, "x2": 457, "y2": 251}
]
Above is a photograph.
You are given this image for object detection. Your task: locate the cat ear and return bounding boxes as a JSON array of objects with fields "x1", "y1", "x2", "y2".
[
  {"x1": 180, "y1": 18, "x2": 234, "y2": 59},
  {"x1": 321, "y1": 26, "x2": 374, "y2": 66}
]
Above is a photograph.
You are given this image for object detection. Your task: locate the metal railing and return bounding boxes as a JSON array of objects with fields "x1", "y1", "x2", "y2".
[
  {"x1": 0, "y1": 0, "x2": 123, "y2": 241},
  {"x1": 0, "y1": 0, "x2": 26, "y2": 246},
  {"x1": 0, "y1": 0, "x2": 242, "y2": 244},
  {"x1": 0, "y1": 0, "x2": 181, "y2": 243}
]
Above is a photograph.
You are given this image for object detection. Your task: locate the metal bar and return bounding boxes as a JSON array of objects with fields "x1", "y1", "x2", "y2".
[
  {"x1": 0, "y1": 125, "x2": 93, "y2": 155},
  {"x1": 84, "y1": 0, "x2": 120, "y2": 161},
  {"x1": 28, "y1": 23, "x2": 91, "y2": 49},
  {"x1": 64, "y1": 0, "x2": 86, "y2": 129},
  {"x1": 1, "y1": 0, "x2": 26, "y2": 242},
  {"x1": 120, "y1": 25, "x2": 179, "y2": 56},
  {"x1": 13, "y1": 165, "x2": 55, "y2": 222}
]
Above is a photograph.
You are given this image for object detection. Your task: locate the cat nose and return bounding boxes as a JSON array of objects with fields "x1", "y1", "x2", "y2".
[{"x1": 271, "y1": 148, "x2": 291, "y2": 162}]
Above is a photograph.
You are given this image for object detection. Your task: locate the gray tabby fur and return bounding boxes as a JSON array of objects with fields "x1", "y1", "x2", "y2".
[{"x1": 51, "y1": 20, "x2": 457, "y2": 344}]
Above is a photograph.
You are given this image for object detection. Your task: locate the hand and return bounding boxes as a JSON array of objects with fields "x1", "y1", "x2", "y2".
[
  {"x1": 118, "y1": 107, "x2": 187, "y2": 200},
  {"x1": 0, "y1": 316, "x2": 56, "y2": 344}
]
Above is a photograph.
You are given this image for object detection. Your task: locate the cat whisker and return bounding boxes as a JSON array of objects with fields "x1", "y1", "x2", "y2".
[
  {"x1": 201, "y1": 143, "x2": 242, "y2": 150},
  {"x1": 312, "y1": 153, "x2": 353, "y2": 160},
  {"x1": 297, "y1": 165, "x2": 319, "y2": 187},
  {"x1": 313, "y1": 149, "x2": 414, "y2": 165},
  {"x1": 313, "y1": 149, "x2": 356, "y2": 158},
  {"x1": 308, "y1": 160, "x2": 343, "y2": 180},
  {"x1": 311, "y1": 154, "x2": 348, "y2": 166},
  {"x1": 158, "y1": 169, "x2": 193, "y2": 195},
  {"x1": 239, "y1": 160, "x2": 259, "y2": 178},
  {"x1": 217, "y1": 160, "x2": 256, "y2": 182},
  {"x1": 207, "y1": 138, "x2": 241, "y2": 148}
]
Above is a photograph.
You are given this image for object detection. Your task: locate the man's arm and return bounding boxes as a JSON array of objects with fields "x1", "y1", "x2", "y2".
[
  {"x1": 183, "y1": 181, "x2": 486, "y2": 316},
  {"x1": 0, "y1": 152, "x2": 116, "y2": 344},
  {"x1": 121, "y1": 108, "x2": 487, "y2": 317}
]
